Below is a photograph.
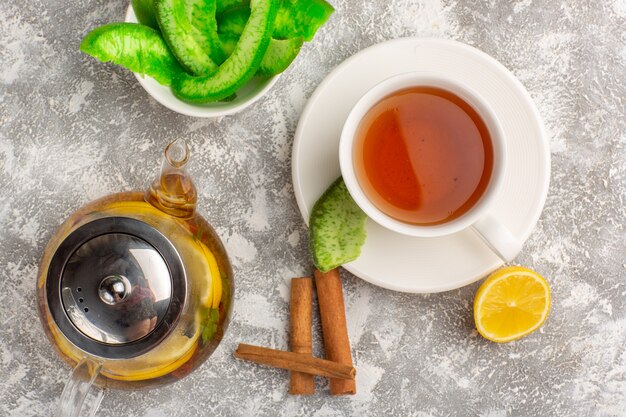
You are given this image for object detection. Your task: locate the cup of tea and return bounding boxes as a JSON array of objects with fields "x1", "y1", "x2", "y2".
[{"x1": 339, "y1": 72, "x2": 521, "y2": 261}]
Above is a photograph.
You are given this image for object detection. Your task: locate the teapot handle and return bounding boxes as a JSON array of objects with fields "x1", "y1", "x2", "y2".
[{"x1": 57, "y1": 358, "x2": 104, "y2": 417}]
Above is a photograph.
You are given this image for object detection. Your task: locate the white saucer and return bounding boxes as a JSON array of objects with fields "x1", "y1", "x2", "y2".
[{"x1": 291, "y1": 38, "x2": 550, "y2": 293}]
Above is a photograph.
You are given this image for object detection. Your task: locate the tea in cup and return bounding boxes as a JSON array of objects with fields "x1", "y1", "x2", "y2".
[{"x1": 339, "y1": 72, "x2": 521, "y2": 261}]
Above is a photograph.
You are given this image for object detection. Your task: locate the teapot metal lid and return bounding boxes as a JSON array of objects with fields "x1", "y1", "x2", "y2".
[{"x1": 46, "y1": 217, "x2": 186, "y2": 359}]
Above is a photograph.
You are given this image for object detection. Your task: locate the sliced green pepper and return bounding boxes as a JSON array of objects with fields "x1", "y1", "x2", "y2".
[
  {"x1": 217, "y1": 5, "x2": 250, "y2": 36},
  {"x1": 256, "y1": 36, "x2": 302, "y2": 76},
  {"x1": 172, "y1": 0, "x2": 277, "y2": 103},
  {"x1": 218, "y1": 0, "x2": 334, "y2": 41},
  {"x1": 218, "y1": 33, "x2": 239, "y2": 55},
  {"x1": 80, "y1": 23, "x2": 183, "y2": 86},
  {"x1": 216, "y1": 0, "x2": 249, "y2": 14},
  {"x1": 273, "y1": 0, "x2": 334, "y2": 41},
  {"x1": 217, "y1": 5, "x2": 304, "y2": 76},
  {"x1": 131, "y1": 0, "x2": 159, "y2": 30},
  {"x1": 157, "y1": 0, "x2": 225, "y2": 75},
  {"x1": 220, "y1": 33, "x2": 302, "y2": 76}
]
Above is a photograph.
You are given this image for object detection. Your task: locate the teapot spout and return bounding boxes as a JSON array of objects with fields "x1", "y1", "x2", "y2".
[{"x1": 146, "y1": 139, "x2": 197, "y2": 218}]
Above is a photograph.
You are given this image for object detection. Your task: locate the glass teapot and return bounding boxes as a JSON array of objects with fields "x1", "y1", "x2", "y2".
[{"x1": 37, "y1": 139, "x2": 233, "y2": 416}]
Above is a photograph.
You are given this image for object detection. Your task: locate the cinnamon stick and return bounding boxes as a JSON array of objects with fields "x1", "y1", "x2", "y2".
[
  {"x1": 289, "y1": 278, "x2": 315, "y2": 395},
  {"x1": 314, "y1": 268, "x2": 356, "y2": 395},
  {"x1": 234, "y1": 344, "x2": 355, "y2": 380}
]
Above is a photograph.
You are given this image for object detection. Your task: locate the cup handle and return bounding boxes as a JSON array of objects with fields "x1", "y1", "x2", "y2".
[
  {"x1": 57, "y1": 358, "x2": 104, "y2": 417},
  {"x1": 471, "y1": 214, "x2": 522, "y2": 262}
]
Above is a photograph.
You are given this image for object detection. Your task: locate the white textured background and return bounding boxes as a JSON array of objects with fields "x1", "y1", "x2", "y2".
[{"x1": 1, "y1": 0, "x2": 625, "y2": 416}]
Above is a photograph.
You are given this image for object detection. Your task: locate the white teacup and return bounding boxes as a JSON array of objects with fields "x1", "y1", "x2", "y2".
[{"x1": 339, "y1": 72, "x2": 521, "y2": 261}]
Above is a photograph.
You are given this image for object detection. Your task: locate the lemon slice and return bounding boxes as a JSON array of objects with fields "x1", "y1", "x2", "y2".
[
  {"x1": 197, "y1": 241, "x2": 222, "y2": 309},
  {"x1": 474, "y1": 266, "x2": 551, "y2": 343},
  {"x1": 102, "y1": 328, "x2": 199, "y2": 381}
]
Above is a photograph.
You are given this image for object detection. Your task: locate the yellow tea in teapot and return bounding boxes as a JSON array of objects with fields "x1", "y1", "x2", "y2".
[{"x1": 37, "y1": 140, "x2": 233, "y2": 390}]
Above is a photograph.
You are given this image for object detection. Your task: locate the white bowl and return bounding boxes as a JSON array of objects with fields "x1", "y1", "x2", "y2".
[{"x1": 124, "y1": 5, "x2": 278, "y2": 118}]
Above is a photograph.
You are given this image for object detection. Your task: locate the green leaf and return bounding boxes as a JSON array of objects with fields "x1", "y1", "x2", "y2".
[{"x1": 200, "y1": 307, "x2": 220, "y2": 345}]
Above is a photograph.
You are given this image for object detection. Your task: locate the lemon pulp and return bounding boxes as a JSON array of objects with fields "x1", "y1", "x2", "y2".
[
  {"x1": 101, "y1": 329, "x2": 199, "y2": 381},
  {"x1": 474, "y1": 266, "x2": 551, "y2": 343}
]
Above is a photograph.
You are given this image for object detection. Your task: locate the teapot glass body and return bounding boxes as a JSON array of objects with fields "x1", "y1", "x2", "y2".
[{"x1": 37, "y1": 139, "x2": 233, "y2": 409}]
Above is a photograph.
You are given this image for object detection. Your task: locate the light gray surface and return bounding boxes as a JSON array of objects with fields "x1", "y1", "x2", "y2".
[{"x1": 1, "y1": 0, "x2": 625, "y2": 416}]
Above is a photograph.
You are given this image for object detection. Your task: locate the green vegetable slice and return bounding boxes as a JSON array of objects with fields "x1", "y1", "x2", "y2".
[
  {"x1": 132, "y1": 0, "x2": 159, "y2": 30},
  {"x1": 219, "y1": 32, "x2": 302, "y2": 76},
  {"x1": 217, "y1": 5, "x2": 303, "y2": 76},
  {"x1": 218, "y1": 0, "x2": 333, "y2": 40},
  {"x1": 257, "y1": 37, "x2": 303, "y2": 76},
  {"x1": 273, "y1": 0, "x2": 334, "y2": 41},
  {"x1": 309, "y1": 177, "x2": 367, "y2": 272},
  {"x1": 218, "y1": 34, "x2": 239, "y2": 55},
  {"x1": 172, "y1": 0, "x2": 277, "y2": 103},
  {"x1": 217, "y1": 5, "x2": 250, "y2": 36},
  {"x1": 218, "y1": 0, "x2": 333, "y2": 41},
  {"x1": 157, "y1": 0, "x2": 225, "y2": 75},
  {"x1": 80, "y1": 23, "x2": 183, "y2": 86},
  {"x1": 216, "y1": 0, "x2": 249, "y2": 14}
]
